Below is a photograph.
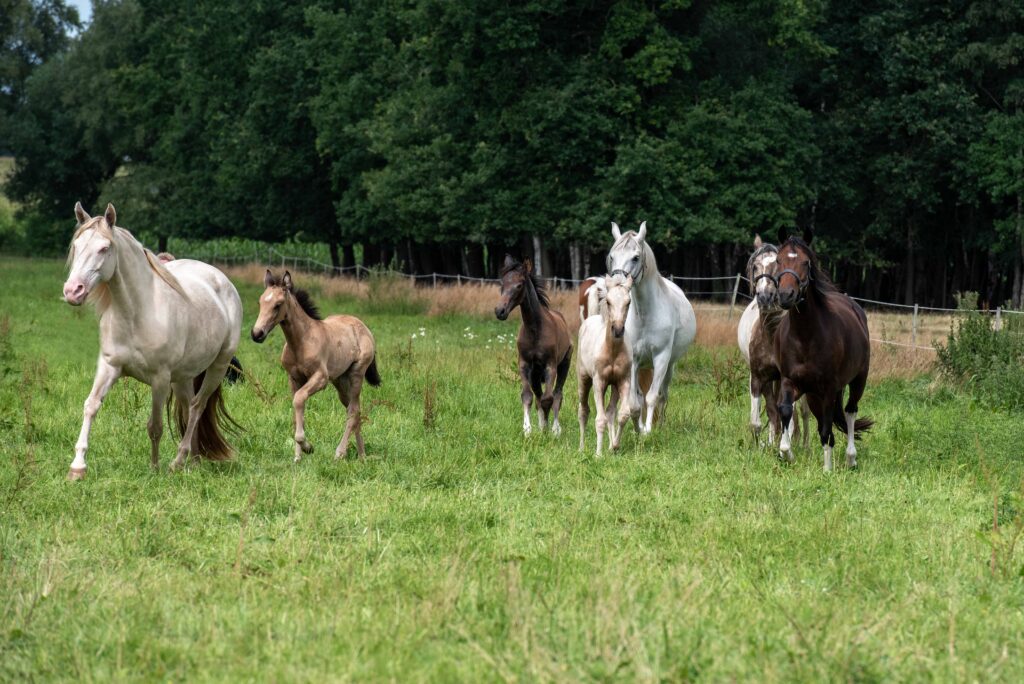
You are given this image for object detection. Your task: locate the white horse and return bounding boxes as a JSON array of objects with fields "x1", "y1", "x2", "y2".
[
  {"x1": 606, "y1": 222, "x2": 697, "y2": 433},
  {"x1": 62, "y1": 202, "x2": 243, "y2": 479}
]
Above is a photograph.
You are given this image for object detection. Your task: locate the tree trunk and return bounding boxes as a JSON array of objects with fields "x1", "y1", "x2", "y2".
[
  {"x1": 158, "y1": 234, "x2": 168, "y2": 253},
  {"x1": 466, "y1": 243, "x2": 485, "y2": 278},
  {"x1": 328, "y1": 240, "x2": 341, "y2": 275},
  {"x1": 903, "y1": 220, "x2": 915, "y2": 306},
  {"x1": 1017, "y1": 192, "x2": 1024, "y2": 308},
  {"x1": 570, "y1": 242, "x2": 581, "y2": 282},
  {"x1": 532, "y1": 235, "x2": 544, "y2": 278},
  {"x1": 342, "y1": 244, "x2": 356, "y2": 272}
]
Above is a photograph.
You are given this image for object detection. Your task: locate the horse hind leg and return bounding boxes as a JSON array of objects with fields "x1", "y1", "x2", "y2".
[
  {"x1": 549, "y1": 352, "x2": 572, "y2": 437},
  {"x1": 578, "y1": 375, "x2": 592, "y2": 451},
  {"x1": 148, "y1": 377, "x2": 170, "y2": 471},
  {"x1": 777, "y1": 379, "x2": 797, "y2": 463},
  {"x1": 334, "y1": 373, "x2": 365, "y2": 459},
  {"x1": 844, "y1": 373, "x2": 868, "y2": 469}
]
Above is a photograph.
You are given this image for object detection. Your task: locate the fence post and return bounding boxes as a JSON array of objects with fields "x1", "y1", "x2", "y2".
[
  {"x1": 456, "y1": 273, "x2": 461, "y2": 286},
  {"x1": 728, "y1": 273, "x2": 741, "y2": 320},
  {"x1": 912, "y1": 303, "x2": 919, "y2": 347},
  {"x1": 432, "y1": 273, "x2": 437, "y2": 289},
  {"x1": 996, "y1": 306, "x2": 1002, "y2": 331}
]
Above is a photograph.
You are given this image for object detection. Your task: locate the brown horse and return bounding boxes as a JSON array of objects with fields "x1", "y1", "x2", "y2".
[
  {"x1": 495, "y1": 255, "x2": 573, "y2": 435},
  {"x1": 774, "y1": 228, "x2": 872, "y2": 471},
  {"x1": 252, "y1": 270, "x2": 380, "y2": 460},
  {"x1": 579, "y1": 277, "x2": 599, "y2": 325}
]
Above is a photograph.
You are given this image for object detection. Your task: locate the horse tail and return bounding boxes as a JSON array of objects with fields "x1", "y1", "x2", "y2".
[
  {"x1": 365, "y1": 355, "x2": 381, "y2": 387},
  {"x1": 832, "y1": 408, "x2": 874, "y2": 436},
  {"x1": 169, "y1": 372, "x2": 240, "y2": 460}
]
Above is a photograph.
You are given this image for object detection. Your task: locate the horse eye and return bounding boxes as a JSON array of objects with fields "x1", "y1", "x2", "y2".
[{"x1": 98, "y1": 246, "x2": 109, "y2": 254}]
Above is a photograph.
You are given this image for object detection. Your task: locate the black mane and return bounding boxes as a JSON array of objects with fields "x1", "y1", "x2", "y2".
[
  {"x1": 266, "y1": 272, "x2": 323, "y2": 320},
  {"x1": 499, "y1": 257, "x2": 549, "y2": 307},
  {"x1": 781, "y1": 236, "x2": 838, "y2": 297}
]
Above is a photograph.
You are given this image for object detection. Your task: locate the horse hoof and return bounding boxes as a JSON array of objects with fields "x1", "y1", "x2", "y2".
[
  {"x1": 67, "y1": 467, "x2": 86, "y2": 481},
  {"x1": 302, "y1": 443, "x2": 314, "y2": 454}
]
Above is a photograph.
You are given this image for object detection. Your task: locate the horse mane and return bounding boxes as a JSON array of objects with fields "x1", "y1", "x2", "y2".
[
  {"x1": 499, "y1": 257, "x2": 549, "y2": 308},
  {"x1": 781, "y1": 236, "x2": 838, "y2": 298},
  {"x1": 266, "y1": 272, "x2": 323, "y2": 320}
]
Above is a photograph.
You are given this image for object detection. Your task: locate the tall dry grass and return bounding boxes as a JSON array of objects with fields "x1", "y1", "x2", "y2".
[{"x1": 223, "y1": 266, "x2": 937, "y2": 377}]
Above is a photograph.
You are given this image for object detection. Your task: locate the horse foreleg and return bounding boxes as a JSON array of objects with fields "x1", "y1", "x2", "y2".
[
  {"x1": 593, "y1": 376, "x2": 608, "y2": 456},
  {"x1": 519, "y1": 362, "x2": 534, "y2": 435},
  {"x1": 628, "y1": 362, "x2": 643, "y2": 432},
  {"x1": 291, "y1": 371, "x2": 328, "y2": 463},
  {"x1": 809, "y1": 393, "x2": 836, "y2": 472},
  {"x1": 641, "y1": 352, "x2": 672, "y2": 434},
  {"x1": 763, "y1": 379, "x2": 781, "y2": 448},
  {"x1": 549, "y1": 352, "x2": 571, "y2": 437},
  {"x1": 577, "y1": 374, "x2": 592, "y2": 452},
  {"x1": 615, "y1": 378, "x2": 632, "y2": 449},
  {"x1": 148, "y1": 378, "x2": 170, "y2": 471},
  {"x1": 748, "y1": 373, "x2": 762, "y2": 442},
  {"x1": 777, "y1": 378, "x2": 800, "y2": 463},
  {"x1": 69, "y1": 358, "x2": 121, "y2": 480}
]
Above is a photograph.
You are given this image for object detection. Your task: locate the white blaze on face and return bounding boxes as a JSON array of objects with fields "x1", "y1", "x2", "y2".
[
  {"x1": 263, "y1": 293, "x2": 273, "y2": 302},
  {"x1": 788, "y1": 252, "x2": 798, "y2": 258}
]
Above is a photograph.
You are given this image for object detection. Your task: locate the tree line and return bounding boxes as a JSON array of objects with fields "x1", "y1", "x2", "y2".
[{"x1": 2, "y1": 0, "x2": 1022, "y2": 306}]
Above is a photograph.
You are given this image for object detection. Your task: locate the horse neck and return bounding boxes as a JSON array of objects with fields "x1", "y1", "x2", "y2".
[
  {"x1": 786, "y1": 287, "x2": 829, "y2": 338},
  {"x1": 102, "y1": 235, "x2": 160, "y2": 327},
  {"x1": 759, "y1": 307, "x2": 785, "y2": 336},
  {"x1": 279, "y1": 296, "x2": 318, "y2": 351},
  {"x1": 518, "y1": 277, "x2": 545, "y2": 331}
]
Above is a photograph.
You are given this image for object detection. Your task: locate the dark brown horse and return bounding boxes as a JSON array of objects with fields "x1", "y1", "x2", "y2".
[
  {"x1": 495, "y1": 255, "x2": 573, "y2": 435},
  {"x1": 774, "y1": 228, "x2": 872, "y2": 471}
]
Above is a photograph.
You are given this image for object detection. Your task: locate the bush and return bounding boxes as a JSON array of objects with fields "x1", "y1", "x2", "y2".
[{"x1": 936, "y1": 292, "x2": 1024, "y2": 410}]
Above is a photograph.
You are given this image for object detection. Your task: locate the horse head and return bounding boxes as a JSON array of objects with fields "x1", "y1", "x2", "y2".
[
  {"x1": 495, "y1": 255, "x2": 530, "y2": 320},
  {"x1": 776, "y1": 226, "x2": 816, "y2": 310},
  {"x1": 252, "y1": 269, "x2": 294, "y2": 342},
  {"x1": 64, "y1": 202, "x2": 119, "y2": 306},
  {"x1": 607, "y1": 221, "x2": 650, "y2": 284},
  {"x1": 603, "y1": 273, "x2": 634, "y2": 339},
  {"x1": 747, "y1": 234, "x2": 780, "y2": 310}
]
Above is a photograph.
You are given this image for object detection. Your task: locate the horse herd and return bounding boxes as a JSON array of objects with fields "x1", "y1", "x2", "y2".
[{"x1": 61, "y1": 204, "x2": 870, "y2": 481}]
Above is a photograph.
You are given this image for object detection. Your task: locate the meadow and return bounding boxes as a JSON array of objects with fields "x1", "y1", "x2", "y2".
[{"x1": 2, "y1": 256, "x2": 1023, "y2": 682}]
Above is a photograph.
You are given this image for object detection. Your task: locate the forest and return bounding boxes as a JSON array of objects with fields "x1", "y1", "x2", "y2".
[{"x1": 1, "y1": 0, "x2": 1022, "y2": 307}]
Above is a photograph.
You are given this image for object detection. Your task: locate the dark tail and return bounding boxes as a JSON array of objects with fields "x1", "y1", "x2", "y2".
[
  {"x1": 224, "y1": 356, "x2": 244, "y2": 385},
  {"x1": 168, "y1": 372, "x2": 241, "y2": 460},
  {"x1": 365, "y1": 355, "x2": 381, "y2": 386},
  {"x1": 832, "y1": 409, "x2": 873, "y2": 436}
]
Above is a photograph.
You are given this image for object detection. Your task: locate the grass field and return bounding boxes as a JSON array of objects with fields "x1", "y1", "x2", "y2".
[{"x1": 2, "y1": 256, "x2": 1024, "y2": 682}]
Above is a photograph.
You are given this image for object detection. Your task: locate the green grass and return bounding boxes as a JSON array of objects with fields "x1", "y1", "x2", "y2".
[{"x1": 1, "y1": 256, "x2": 1023, "y2": 681}]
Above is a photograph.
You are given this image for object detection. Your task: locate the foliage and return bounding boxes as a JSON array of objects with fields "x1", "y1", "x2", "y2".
[{"x1": 936, "y1": 292, "x2": 1024, "y2": 409}]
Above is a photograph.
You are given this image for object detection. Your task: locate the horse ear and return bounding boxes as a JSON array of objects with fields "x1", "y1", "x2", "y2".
[
  {"x1": 264, "y1": 269, "x2": 274, "y2": 288},
  {"x1": 802, "y1": 226, "x2": 814, "y2": 244},
  {"x1": 611, "y1": 222, "x2": 621, "y2": 240},
  {"x1": 778, "y1": 225, "x2": 790, "y2": 243},
  {"x1": 283, "y1": 270, "x2": 294, "y2": 290},
  {"x1": 523, "y1": 259, "x2": 533, "y2": 274},
  {"x1": 104, "y1": 203, "x2": 116, "y2": 228},
  {"x1": 753, "y1": 234, "x2": 762, "y2": 249},
  {"x1": 637, "y1": 221, "x2": 647, "y2": 242},
  {"x1": 503, "y1": 254, "x2": 516, "y2": 269},
  {"x1": 74, "y1": 201, "x2": 90, "y2": 225}
]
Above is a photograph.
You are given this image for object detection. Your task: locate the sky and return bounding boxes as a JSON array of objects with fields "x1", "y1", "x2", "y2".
[{"x1": 68, "y1": 0, "x2": 92, "y2": 26}]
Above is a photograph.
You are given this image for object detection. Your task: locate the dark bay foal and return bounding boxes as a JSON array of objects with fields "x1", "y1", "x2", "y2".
[{"x1": 495, "y1": 255, "x2": 573, "y2": 435}]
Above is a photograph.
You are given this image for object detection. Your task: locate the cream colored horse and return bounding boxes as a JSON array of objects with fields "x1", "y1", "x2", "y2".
[
  {"x1": 577, "y1": 274, "x2": 635, "y2": 454},
  {"x1": 251, "y1": 270, "x2": 380, "y2": 461},
  {"x1": 63, "y1": 202, "x2": 242, "y2": 479}
]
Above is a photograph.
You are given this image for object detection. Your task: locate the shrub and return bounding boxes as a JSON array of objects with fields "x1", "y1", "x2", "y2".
[{"x1": 936, "y1": 292, "x2": 1024, "y2": 410}]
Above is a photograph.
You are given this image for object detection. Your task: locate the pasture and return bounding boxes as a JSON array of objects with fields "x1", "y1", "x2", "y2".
[{"x1": 2, "y1": 256, "x2": 1023, "y2": 681}]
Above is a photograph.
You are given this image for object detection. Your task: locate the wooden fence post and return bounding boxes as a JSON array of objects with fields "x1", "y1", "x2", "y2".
[
  {"x1": 912, "y1": 303, "x2": 919, "y2": 347},
  {"x1": 728, "y1": 274, "x2": 741, "y2": 320},
  {"x1": 996, "y1": 306, "x2": 1002, "y2": 331}
]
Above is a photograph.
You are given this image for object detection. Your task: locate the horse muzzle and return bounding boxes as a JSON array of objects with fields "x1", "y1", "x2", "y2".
[
  {"x1": 495, "y1": 306, "x2": 509, "y2": 321},
  {"x1": 251, "y1": 328, "x2": 267, "y2": 343},
  {"x1": 756, "y1": 292, "x2": 776, "y2": 309},
  {"x1": 778, "y1": 290, "x2": 798, "y2": 310},
  {"x1": 612, "y1": 325, "x2": 625, "y2": 339},
  {"x1": 63, "y1": 279, "x2": 88, "y2": 306}
]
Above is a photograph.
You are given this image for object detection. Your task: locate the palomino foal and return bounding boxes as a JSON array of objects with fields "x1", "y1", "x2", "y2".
[
  {"x1": 251, "y1": 271, "x2": 380, "y2": 460},
  {"x1": 577, "y1": 274, "x2": 635, "y2": 454},
  {"x1": 495, "y1": 255, "x2": 573, "y2": 435},
  {"x1": 63, "y1": 202, "x2": 242, "y2": 479}
]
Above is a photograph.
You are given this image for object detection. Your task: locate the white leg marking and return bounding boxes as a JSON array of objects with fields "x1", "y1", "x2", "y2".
[
  {"x1": 823, "y1": 444, "x2": 833, "y2": 472},
  {"x1": 845, "y1": 411, "x2": 858, "y2": 468},
  {"x1": 523, "y1": 406, "x2": 532, "y2": 435},
  {"x1": 749, "y1": 391, "x2": 761, "y2": 431}
]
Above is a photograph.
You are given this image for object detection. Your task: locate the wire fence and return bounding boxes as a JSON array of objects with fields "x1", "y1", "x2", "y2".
[{"x1": 183, "y1": 246, "x2": 1024, "y2": 353}]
